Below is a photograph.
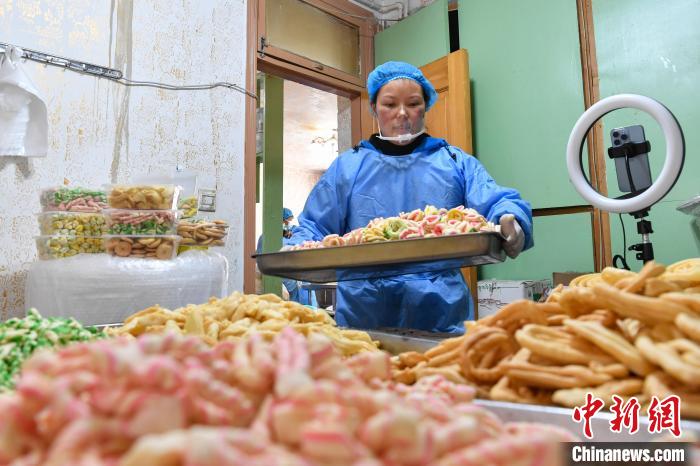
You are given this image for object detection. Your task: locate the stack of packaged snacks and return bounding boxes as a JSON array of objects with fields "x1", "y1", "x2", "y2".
[
  {"x1": 35, "y1": 236, "x2": 105, "y2": 259},
  {"x1": 177, "y1": 195, "x2": 199, "y2": 219},
  {"x1": 177, "y1": 218, "x2": 229, "y2": 251},
  {"x1": 35, "y1": 186, "x2": 107, "y2": 260},
  {"x1": 39, "y1": 186, "x2": 108, "y2": 213},
  {"x1": 104, "y1": 184, "x2": 182, "y2": 260},
  {"x1": 37, "y1": 212, "x2": 107, "y2": 237},
  {"x1": 105, "y1": 209, "x2": 178, "y2": 235}
]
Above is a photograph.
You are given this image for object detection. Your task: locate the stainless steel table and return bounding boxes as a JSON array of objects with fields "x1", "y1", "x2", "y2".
[{"x1": 300, "y1": 282, "x2": 337, "y2": 310}]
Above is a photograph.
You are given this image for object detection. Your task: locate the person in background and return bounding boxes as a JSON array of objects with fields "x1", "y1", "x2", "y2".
[
  {"x1": 287, "y1": 61, "x2": 532, "y2": 334},
  {"x1": 257, "y1": 208, "x2": 317, "y2": 307},
  {"x1": 282, "y1": 207, "x2": 294, "y2": 239},
  {"x1": 257, "y1": 207, "x2": 295, "y2": 252}
]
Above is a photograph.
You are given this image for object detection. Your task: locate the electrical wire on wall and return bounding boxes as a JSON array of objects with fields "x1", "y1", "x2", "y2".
[
  {"x1": 0, "y1": 41, "x2": 258, "y2": 100},
  {"x1": 612, "y1": 213, "x2": 630, "y2": 270},
  {"x1": 116, "y1": 77, "x2": 257, "y2": 99}
]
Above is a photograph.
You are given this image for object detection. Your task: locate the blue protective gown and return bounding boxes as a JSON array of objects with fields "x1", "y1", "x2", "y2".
[
  {"x1": 258, "y1": 235, "x2": 317, "y2": 307},
  {"x1": 289, "y1": 136, "x2": 533, "y2": 333}
]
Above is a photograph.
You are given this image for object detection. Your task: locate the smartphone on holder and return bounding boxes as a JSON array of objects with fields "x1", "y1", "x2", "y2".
[{"x1": 610, "y1": 125, "x2": 652, "y2": 193}]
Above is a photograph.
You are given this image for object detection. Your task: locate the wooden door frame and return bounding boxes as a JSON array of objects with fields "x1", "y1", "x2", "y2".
[
  {"x1": 419, "y1": 50, "x2": 479, "y2": 316},
  {"x1": 257, "y1": 0, "x2": 374, "y2": 88},
  {"x1": 244, "y1": 0, "x2": 377, "y2": 293},
  {"x1": 577, "y1": 0, "x2": 612, "y2": 271},
  {"x1": 260, "y1": 75, "x2": 285, "y2": 296}
]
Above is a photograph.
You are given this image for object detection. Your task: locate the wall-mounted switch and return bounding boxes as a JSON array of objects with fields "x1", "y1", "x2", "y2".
[{"x1": 198, "y1": 188, "x2": 217, "y2": 212}]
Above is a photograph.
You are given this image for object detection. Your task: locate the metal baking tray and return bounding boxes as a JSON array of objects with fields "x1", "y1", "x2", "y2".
[
  {"x1": 255, "y1": 232, "x2": 505, "y2": 283},
  {"x1": 678, "y1": 195, "x2": 700, "y2": 217},
  {"x1": 475, "y1": 399, "x2": 700, "y2": 442},
  {"x1": 365, "y1": 329, "x2": 443, "y2": 354}
]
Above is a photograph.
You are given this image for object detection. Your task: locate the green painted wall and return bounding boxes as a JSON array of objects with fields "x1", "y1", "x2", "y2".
[
  {"x1": 373, "y1": 0, "x2": 699, "y2": 282},
  {"x1": 481, "y1": 213, "x2": 596, "y2": 280},
  {"x1": 374, "y1": 0, "x2": 449, "y2": 67},
  {"x1": 458, "y1": 0, "x2": 592, "y2": 280},
  {"x1": 262, "y1": 75, "x2": 284, "y2": 295},
  {"x1": 592, "y1": 0, "x2": 700, "y2": 269},
  {"x1": 457, "y1": 0, "x2": 586, "y2": 209}
]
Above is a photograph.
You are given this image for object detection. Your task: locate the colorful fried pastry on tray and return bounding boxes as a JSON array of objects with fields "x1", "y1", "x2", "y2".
[{"x1": 290, "y1": 205, "x2": 497, "y2": 250}]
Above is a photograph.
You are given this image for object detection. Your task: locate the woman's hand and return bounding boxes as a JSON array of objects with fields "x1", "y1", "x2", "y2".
[{"x1": 499, "y1": 214, "x2": 525, "y2": 258}]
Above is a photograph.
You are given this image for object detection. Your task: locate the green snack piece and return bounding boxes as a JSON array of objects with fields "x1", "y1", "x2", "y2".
[
  {"x1": 0, "y1": 308, "x2": 104, "y2": 391},
  {"x1": 383, "y1": 218, "x2": 408, "y2": 240}
]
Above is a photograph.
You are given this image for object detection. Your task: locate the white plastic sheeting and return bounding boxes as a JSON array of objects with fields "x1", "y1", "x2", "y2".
[{"x1": 25, "y1": 250, "x2": 228, "y2": 326}]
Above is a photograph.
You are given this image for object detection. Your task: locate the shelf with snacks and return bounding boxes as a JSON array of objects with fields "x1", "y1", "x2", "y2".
[
  {"x1": 101, "y1": 184, "x2": 184, "y2": 261},
  {"x1": 34, "y1": 186, "x2": 109, "y2": 260}
]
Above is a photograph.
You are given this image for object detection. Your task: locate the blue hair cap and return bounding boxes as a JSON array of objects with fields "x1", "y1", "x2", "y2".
[
  {"x1": 367, "y1": 61, "x2": 437, "y2": 110},
  {"x1": 282, "y1": 207, "x2": 294, "y2": 221}
]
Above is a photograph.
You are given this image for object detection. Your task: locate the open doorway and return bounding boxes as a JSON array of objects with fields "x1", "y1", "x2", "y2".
[
  {"x1": 283, "y1": 80, "x2": 352, "y2": 227},
  {"x1": 255, "y1": 76, "x2": 352, "y2": 302},
  {"x1": 244, "y1": 0, "x2": 376, "y2": 294}
]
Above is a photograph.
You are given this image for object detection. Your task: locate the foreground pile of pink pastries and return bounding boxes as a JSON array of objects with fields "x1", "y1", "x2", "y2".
[{"x1": 0, "y1": 329, "x2": 575, "y2": 466}]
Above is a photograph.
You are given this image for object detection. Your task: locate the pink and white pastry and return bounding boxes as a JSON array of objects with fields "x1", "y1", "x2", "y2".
[
  {"x1": 0, "y1": 329, "x2": 575, "y2": 466},
  {"x1": 290, "y1": 205, "x2": 497, "y2": 250}
]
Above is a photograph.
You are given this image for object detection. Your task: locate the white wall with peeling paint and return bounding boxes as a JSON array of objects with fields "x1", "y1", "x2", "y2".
[{"x1": 0, "y1": 0, "x2": 247, "y2": 319}]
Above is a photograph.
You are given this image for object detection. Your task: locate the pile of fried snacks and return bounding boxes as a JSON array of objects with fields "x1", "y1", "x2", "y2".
[
  {"x1": 393, "y1": 258, "x2": 700, "y2": 419},
  {"x1": 177, "y1": 218, "x2": 228, "y2": 246},
  {"x1": 107, "y1": 184, "x2": 178, "y2": 210},
  {"x1": 0, "y1": 329, "x2": 576, "y2": 465},
  {"x1": 107, "y1": 292, "x2": 379, "y2": 356},
  {"x1": 0, "y1": 309, "x2": 103, "y2": 391},
  {"x1": 177, "y1": 195, "x2": 198, "y2": 218}
]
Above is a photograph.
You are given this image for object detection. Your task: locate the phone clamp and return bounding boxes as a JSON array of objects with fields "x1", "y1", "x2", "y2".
[
  {"x1": 628, "y1": 209, "x2": 654, "y2": 263},
  {"x1": 607, "y1": 140, "x2": 651, "y2": 159}
]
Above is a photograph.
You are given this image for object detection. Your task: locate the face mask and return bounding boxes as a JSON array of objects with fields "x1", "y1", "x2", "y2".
[{"x1": 377, "y1": 126, "x2": 425, "y2": 144}]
